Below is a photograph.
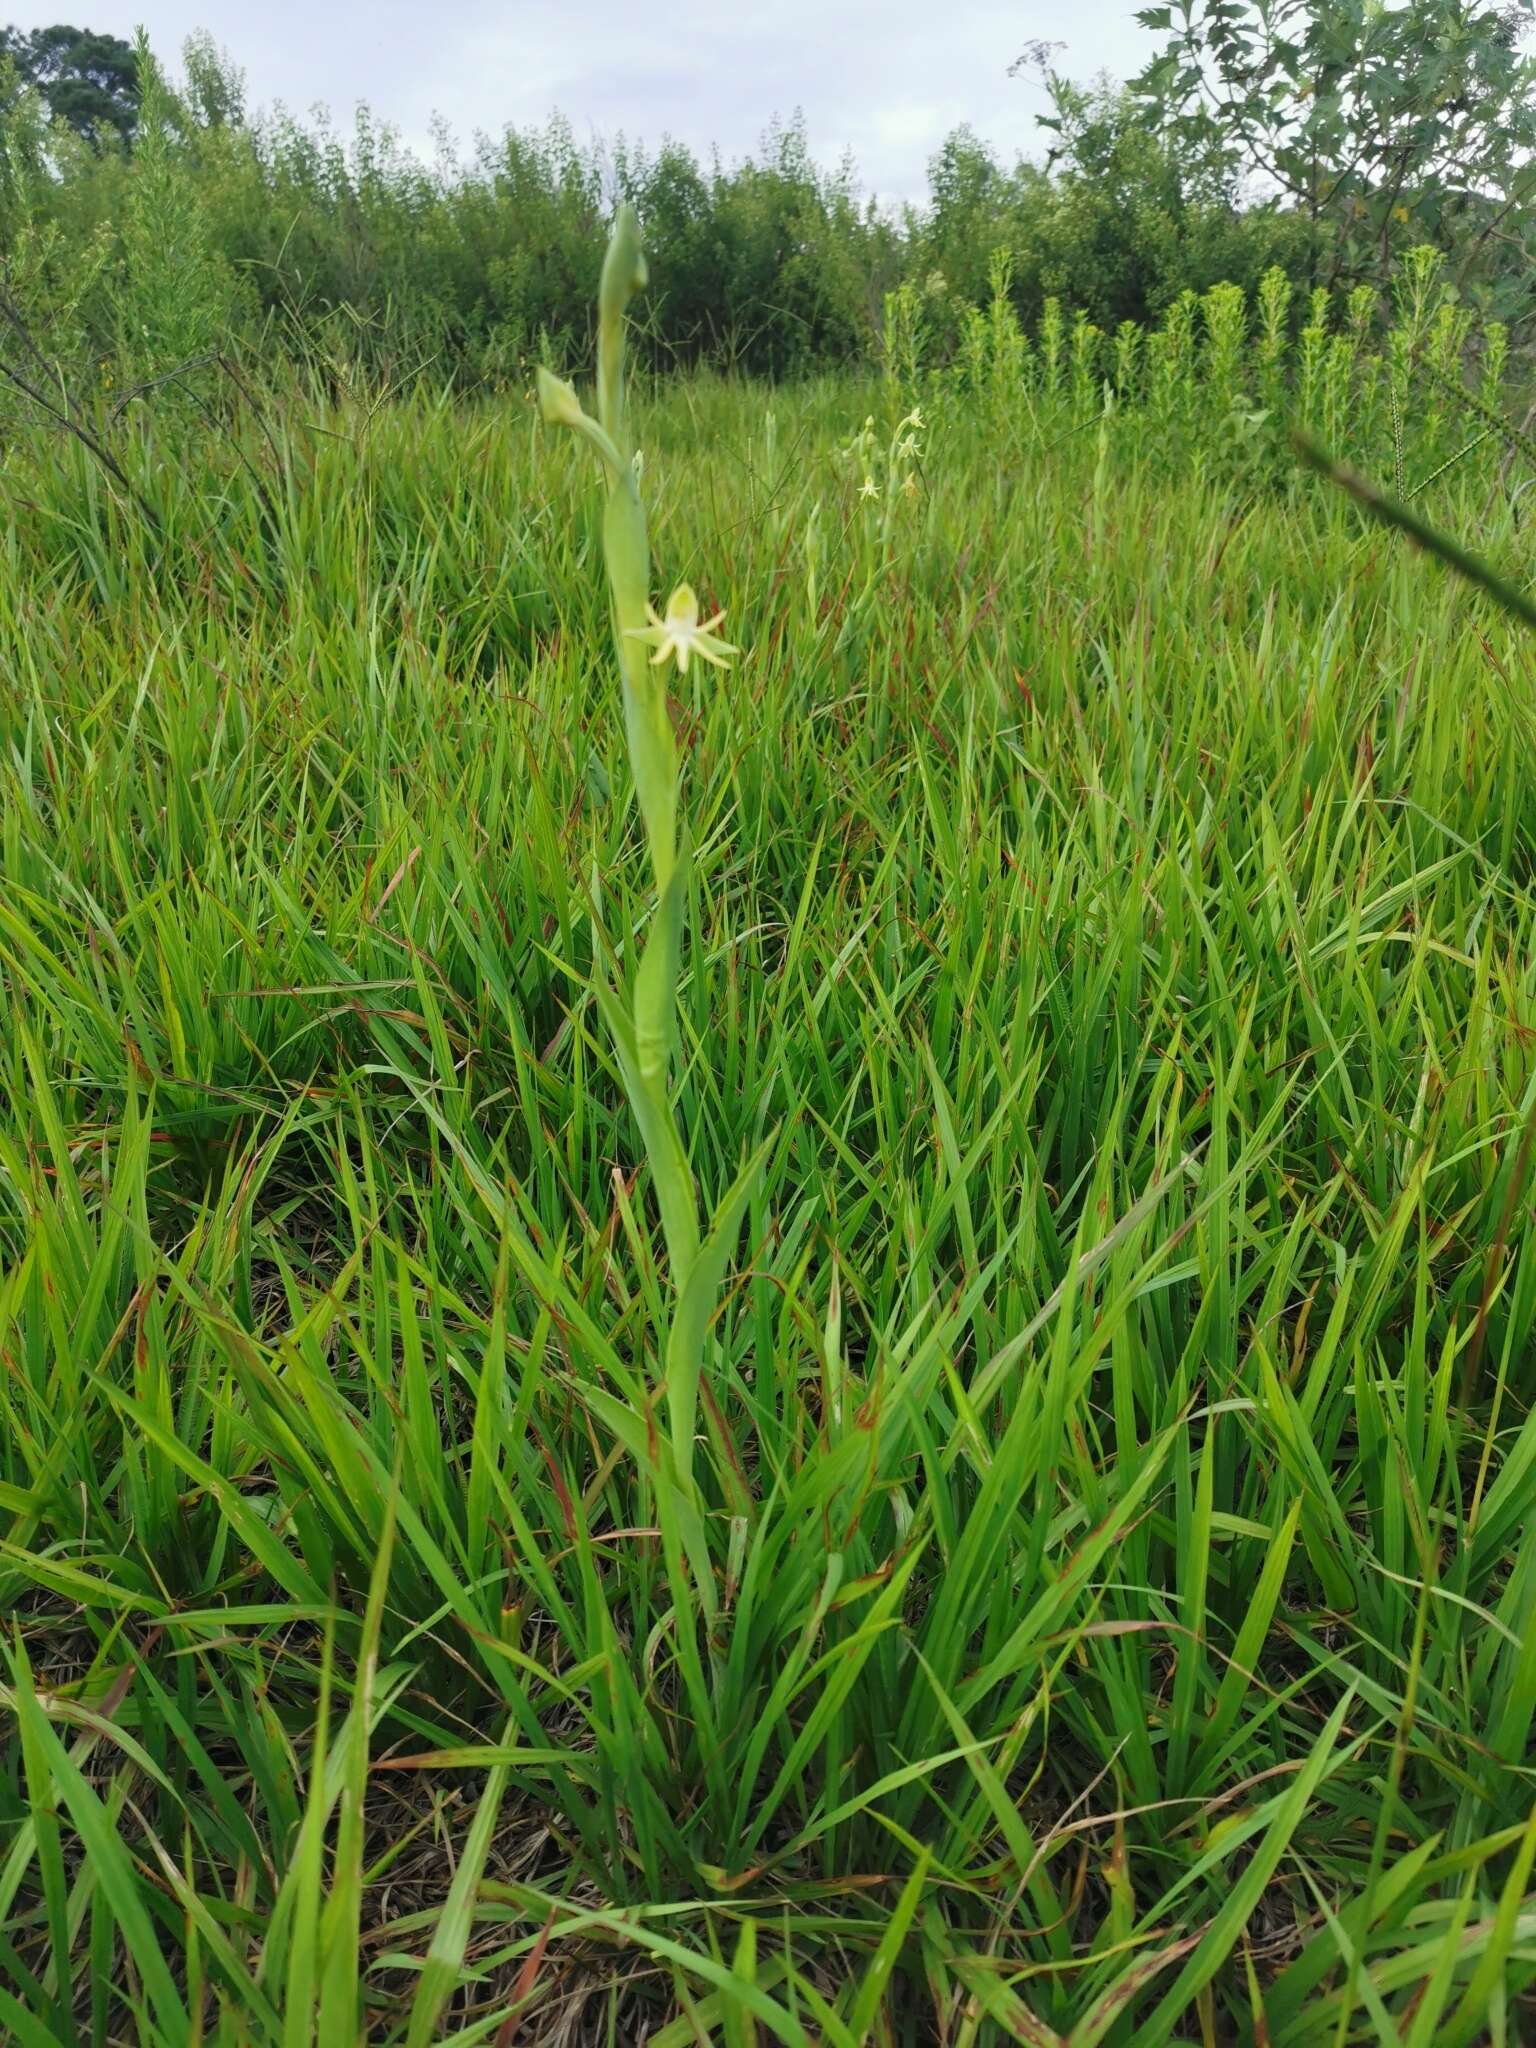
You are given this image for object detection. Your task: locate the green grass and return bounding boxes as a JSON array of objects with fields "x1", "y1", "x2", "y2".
[{"x1": 2, "y1": 337, "x2": 1536, "y2": 2043}]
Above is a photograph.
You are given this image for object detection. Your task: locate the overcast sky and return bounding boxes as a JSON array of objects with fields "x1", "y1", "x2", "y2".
[{"x1": 7, "y1": 1, "x2": 1158, "y2": 200}]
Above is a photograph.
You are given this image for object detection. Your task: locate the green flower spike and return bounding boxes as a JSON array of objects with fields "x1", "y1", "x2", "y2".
[{"x1": 535, "y1": 205, "x2": 768, "y2": 1533}]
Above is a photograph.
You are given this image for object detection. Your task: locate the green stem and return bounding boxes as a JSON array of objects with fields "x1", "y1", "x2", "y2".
[
  {"x1": 595, "y1": 211, "x2": 677, "y2": 895},
  {"x1": 591, "y1": 206, "x2": 704, "y2": 1466}
]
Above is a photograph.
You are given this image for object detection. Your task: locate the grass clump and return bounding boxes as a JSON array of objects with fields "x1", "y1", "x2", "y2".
[{"x1": 1, "y1": 211, "x2": 1535, "y2": 2042}]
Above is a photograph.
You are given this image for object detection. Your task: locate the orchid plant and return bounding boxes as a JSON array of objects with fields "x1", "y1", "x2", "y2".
[{"x1": 537, "y1": 208, "x2": 766, "y2": 1504}]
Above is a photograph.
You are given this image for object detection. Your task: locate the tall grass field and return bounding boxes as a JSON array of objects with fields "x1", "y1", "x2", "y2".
[{"x1": 2, "y1": 230, "x2": 1536, "y2": 2042}]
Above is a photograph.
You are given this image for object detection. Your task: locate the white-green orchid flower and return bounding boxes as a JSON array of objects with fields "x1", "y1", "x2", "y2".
[{"x1": 627, "y1": 582, "x2": 739, "y2": 675}]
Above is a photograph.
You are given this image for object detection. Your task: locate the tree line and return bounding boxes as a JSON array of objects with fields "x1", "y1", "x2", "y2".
[{"x1": 0, "y1": 11, "x2": 1531, "y2": 390}]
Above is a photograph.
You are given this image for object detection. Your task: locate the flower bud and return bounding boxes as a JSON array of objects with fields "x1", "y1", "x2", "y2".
[{"x1": 536, "y1": 368, "x2": 586, "y2": 430}]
